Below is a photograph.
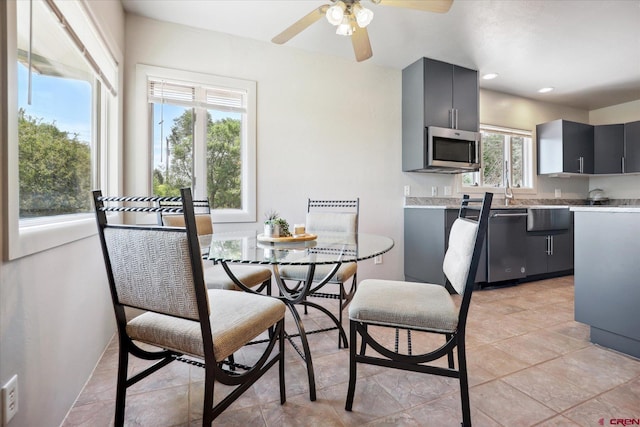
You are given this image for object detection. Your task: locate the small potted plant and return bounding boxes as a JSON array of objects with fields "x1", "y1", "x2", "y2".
[
  {"x1": 264, "y1": 210, "x2": 280, "y2": 237},
  {"x1": 264, "y1": 210, "x2": 291, "y2": 238}
]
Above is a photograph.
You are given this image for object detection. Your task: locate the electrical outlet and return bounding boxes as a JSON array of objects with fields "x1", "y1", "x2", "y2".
[
  {"x1": 2, "y1": 375, "x2": 18, "y2": 425},
  {"x1": 444, "y1": 186, "x2": 452, "y2": 196},
  {"x1": 554, "y1": 188, "x2": 562, "y2": 198},
  {"x1": 404, "y1": 185, "x2": 410, "y2": 196},
  {"x1": 374, "y1": 255, "x2": 383, "y2": 264},
  {"x1": 431, "y1": 186, "x2": 438, "y2": 197}
]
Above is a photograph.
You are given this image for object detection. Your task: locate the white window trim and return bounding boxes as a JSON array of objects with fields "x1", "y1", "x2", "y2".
[
  {"x1": 136, "y1": 64, "x2": 257, "y2": 223},
  {"x1": 3, "y1": 0, "x2": 120, "y2": 260},
  {"x1": 456, "y1": 124, "x2": 537, "y2": 196}
]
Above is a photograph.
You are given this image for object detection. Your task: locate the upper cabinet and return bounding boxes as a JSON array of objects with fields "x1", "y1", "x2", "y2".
[
  {"x1": 403, "y1": 57, "x2": 479, "y2": 133},
  {"x1": 537, "y1": 119, "x2": 594, "y2": 175},
  {"x1": 402, "y1": 57, "x2": 479, "y2": 172},
  {"x1": 594, "y1": 124, "x2": 624, "y2": 174},
  {"x1": 624, "y1": 120, "x2": 640, "y2": 173},
  {"x1": 537, "y1": 119, "x2": 640, "y2": 176}
]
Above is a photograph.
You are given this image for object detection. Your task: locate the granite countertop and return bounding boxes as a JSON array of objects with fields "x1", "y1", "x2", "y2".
[
  {"x1": 570, "y1": 206, "x2": 640, "y2": 213},
  {"x1": 404, "y1": 197, "x2": 640, "y2": 210}
]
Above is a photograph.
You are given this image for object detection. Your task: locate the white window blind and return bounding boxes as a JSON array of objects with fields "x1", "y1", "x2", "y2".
[{"x1": 148, "y1": 79, "x2": 247, "y2": 113}]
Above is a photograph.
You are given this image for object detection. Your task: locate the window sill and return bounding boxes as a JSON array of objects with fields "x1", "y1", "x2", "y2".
[{"x1": 7, "y1": 215, "x2": 98, "y2": 260}]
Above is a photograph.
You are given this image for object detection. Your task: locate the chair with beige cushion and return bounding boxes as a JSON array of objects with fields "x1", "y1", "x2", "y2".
[
  {"x1": 160, "y1": 198, "x2": 272, "y2": 295},
  {"x1": 278, "y1": 198, "x2": 359, "y2": 348},
  {"x1": 93, "y1": 188, "x2": 286, "y2": 426},
  {"x1": 345, "y1": 193, "x2": 492, "y2": 427}
]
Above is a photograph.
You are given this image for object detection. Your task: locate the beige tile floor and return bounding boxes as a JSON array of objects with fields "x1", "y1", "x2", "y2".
[{"x1": 62, "y1": 276, "x2": 640, "y2": 426}]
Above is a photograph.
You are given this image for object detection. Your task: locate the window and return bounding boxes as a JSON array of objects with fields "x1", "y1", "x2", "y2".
[
  {"x1": 462, "y1": 125, "x2": 533, "y2": 190},
  {"x1": 142, "y1": 66, "x2": 256, "y2": 223},
  {"x1": 5, "y1": 0, "x2": 119, "y2": 259}
]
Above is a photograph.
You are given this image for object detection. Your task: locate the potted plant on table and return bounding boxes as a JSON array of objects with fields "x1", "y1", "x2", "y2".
[{"x1": 264, "y1": 210, "x2": 291, "y2": 238}]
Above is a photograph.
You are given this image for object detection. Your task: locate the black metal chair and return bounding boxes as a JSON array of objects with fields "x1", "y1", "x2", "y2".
[
  {"x1": 158, "y1": 197, "x2": 272, "y2": 295},
  {"x1": 278, "y1": 198, "x2": 359, "y2": 348},
  {"x1": 345, "y1": 193, "x2": 492, "y2": 427},
  {"x1": 93, "y1": 188, "x2": 286, "y2": 426}
]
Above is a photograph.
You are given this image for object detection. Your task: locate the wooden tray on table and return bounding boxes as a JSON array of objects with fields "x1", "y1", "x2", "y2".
[{"x1": 257, "y1": 233, "x2": 317, "y2": 244}]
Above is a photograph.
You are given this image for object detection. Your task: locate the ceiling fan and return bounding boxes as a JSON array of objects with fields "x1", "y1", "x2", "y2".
[{"x1": 272, "y1": 0, "x2": 453, "y2": 62}]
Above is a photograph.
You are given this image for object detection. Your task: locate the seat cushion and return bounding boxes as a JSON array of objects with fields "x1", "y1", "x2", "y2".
[
  {"x1": 278, "y1": 262, "x2": 356, "y2": 284},
  {"x1": 348, "y1": 279, "x2": 458, "y2": 333},
  {"x1": 126, "y1": 289, "x2": 285, "y2": 362},
  {"x1": 204, "y1": 264, "x2": 271, "y2": 290}
]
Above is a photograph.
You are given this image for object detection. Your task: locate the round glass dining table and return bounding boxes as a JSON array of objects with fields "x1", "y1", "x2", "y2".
[{"x1": 201, "y1": 230, "x2": 394, "y2": 401}]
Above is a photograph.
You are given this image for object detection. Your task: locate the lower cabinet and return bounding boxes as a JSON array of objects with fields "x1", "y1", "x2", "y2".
[
  {"x1": 405, "y1": 207, "x2": 574, "y2": 287},
  {"x1": 404, "y1": 208, "x2": 485, "y2": 287},
  {"x1": 525, "y1": 229, "x2": 574, "y2": 276}
]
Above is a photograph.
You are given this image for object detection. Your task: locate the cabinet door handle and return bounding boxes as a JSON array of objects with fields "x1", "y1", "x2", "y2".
[
  {"x1": 491, "y1": 213, "x2": 528, "y2": 218},
  {"x1": 546, "y1": 236, "x2": 551, "y2": 255},
  {"x1": 549, "y1": 235, "x2": 554, "y2": 255},
  {"x1": 578, "y1": 156, "x2": 584, "y2": 174},
  {"x1": 449, "y1": 109, "x2": 454, "y2": 128},
  {"x1": 622, "y1": 157, "x2": 625, "y2": 174}
]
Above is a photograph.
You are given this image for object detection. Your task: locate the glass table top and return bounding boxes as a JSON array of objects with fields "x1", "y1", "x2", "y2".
[{"x1": 202, "y1": 230, "x2": 394, "y2": 265}]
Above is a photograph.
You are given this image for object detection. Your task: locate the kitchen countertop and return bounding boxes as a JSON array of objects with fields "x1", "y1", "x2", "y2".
[
  {"x1": 570, "y1": 206, "x2": 640, "y2": 213},
  {"x1": 405, "y1": 196, "x2": 640, "y2": 210}
]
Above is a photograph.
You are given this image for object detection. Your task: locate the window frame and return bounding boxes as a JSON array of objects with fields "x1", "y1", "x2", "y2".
[
  {"x1": 457, "y1": 124, "x2": 536, "y2": 195},
  {"x1": 3, "y1": 0, "x2": 120, "y2": 260},
  {"x1": 137, "y1": 64, "x2": 257, "y2": 223}
]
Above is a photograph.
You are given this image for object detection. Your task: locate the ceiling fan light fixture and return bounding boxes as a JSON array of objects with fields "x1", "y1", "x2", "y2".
[
  {"x1": 335, "y1": 15, "x2": 354, "y2": 36},
  {"x1": 353, "y1": 3, "x2": 374, "y2": 28},
  {"x1": 326, "y1": 1, "x2": 347, "y2": 25}
]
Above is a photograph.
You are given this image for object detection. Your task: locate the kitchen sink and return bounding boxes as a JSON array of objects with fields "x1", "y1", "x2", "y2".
[{"x1": 527, "y1": 207, "x2": 571, "y2": 231}]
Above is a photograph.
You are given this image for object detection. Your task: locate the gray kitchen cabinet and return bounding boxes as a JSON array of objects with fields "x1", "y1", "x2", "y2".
[
  {"x1": 402, "y1": 57, "x2": 478, "y2": 133},
  {"x1": 404, "y1": 208, "x2": 485, "y2": 288},
  {"x1": 594, "y1": 124, "x2": 624, "y2": 174},
  {"x1": 404, "y1": 208, "x2": 450, "y2": 286},
  {"x1": 574, "y1": 208, "x2": 640, "y2": 358},
  {"x1": 537, "y1": 119, "x2": 594, "y2": 175},
  {"x1": 526, "y1": 229, "x2": 574, "y2": 276},
  {"x1": 402, "y1": 57, "x2": 479, "y2": 172},
  {"x1": 624, "y1": 120, "x2": 640, "y2": 173}
]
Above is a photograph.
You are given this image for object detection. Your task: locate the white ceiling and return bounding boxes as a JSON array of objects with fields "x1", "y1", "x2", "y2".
[{"x1": 121, "y1": 0, "x2": 640, "y2": 111}]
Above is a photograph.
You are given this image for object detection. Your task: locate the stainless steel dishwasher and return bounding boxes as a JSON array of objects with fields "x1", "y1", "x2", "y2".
[{"x1": 487, "y1": 209, "x2": 528, "y2": 283}]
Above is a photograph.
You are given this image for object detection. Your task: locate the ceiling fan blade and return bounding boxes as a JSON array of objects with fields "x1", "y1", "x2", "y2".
[
  {"x1": 351, "y1": 27, "x2": 373, "y2": 62},
  {"x1": 272, "y1": 5, "x2": 330, "y2": 45},
  {"x1": 377, "y1": 0, "x2": 453, "y2": 13}
]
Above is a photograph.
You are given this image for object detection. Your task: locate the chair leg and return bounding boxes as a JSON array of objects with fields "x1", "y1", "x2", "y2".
[
  {"x1": 338, "y1": 284, "x2": 345, "y2": 349},
  {"x1": 279, "y1": 319, "x2": 286, "y2": 404},
  {"x1": 457, "y1": 337, "x2": 472, "y2": 427},
  {"x1": 114, "y1": 341, "x2": 129, "y2": 427},
  {"x1": 359, "y1": 323, "x2": 368, "y2": 355},
  {"x1": 446, "y1": 333, "x2": 455, "y2": 369},
  {"x1": 345, "y1": 320, "x2": 357, "y2": 411},
  {"x1": 202, "y1": 366, "x2": 216, "y2": 426}
]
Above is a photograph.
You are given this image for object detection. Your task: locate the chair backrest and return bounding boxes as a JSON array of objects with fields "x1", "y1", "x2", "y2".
[
  {"x1": 443, "y1": 193, "x2": 492, "y2": 298},
  {"x1": 306, "y1": 199, "x2": 359, "y2": 234},
  {"x1": 159, "y1": 198, "x2": 213, "y2": 235},
  {"x1": 93, "y1": 188, "x2": 209, "y2": 322}
]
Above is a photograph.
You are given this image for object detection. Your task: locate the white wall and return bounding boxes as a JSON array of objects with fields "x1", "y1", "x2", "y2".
[
  {"x1": 0, "y1": 2, "x2": 124, "y2": 427},
  {"x1": 588, "y1": 100, "x2": 640, "y2": 198},
  {"x1": 124, "y1": 15, "x2": 406, "y2": 282}
]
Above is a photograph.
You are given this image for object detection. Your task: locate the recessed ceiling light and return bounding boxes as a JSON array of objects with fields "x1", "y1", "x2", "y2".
[
  {"x1": 538, "y1": 87, "x2": 554, "y2": 93},
  {"x1": 482, "y1": 73, "x2": 499, "y2": 80}
]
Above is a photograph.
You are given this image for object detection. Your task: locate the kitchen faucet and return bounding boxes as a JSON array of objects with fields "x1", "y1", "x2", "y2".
[{"x1": 504, "y1": 160, "x2": 514, "y2": 206}]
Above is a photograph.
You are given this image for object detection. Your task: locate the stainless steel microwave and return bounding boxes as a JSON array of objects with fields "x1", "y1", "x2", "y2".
[{"x1": 426, "y1": 126, "x2": 480, "y2": 172}]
